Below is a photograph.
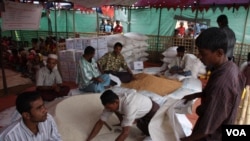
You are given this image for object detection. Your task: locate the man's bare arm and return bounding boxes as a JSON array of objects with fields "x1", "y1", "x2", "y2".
[
  {"x1": 86, "y1": 119, "x2": 104, "y2": 141},
  {"x1": 115, "y1": 126, "x2": 130, "y2": 141}
]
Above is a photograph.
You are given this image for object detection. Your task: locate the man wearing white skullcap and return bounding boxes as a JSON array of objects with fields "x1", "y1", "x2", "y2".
[
  {"x1": 36, "y1": 54, "x2": 70, "y2": 101},
  {"x1": 48, "y1": 54, "x2": 58, "y2": 60}
]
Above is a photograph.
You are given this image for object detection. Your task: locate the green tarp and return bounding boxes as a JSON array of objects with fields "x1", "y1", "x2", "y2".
[{"x1": 0, "y1": 7, "x2": 249, "y2": 44}]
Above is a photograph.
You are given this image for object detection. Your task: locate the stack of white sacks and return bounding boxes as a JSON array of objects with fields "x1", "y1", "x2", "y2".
[
  {"x1": 107, "y1": 32, "x2": 149, "y2": 70},
  {"x1": 59, "y1": 32, "x2": 150, "y2": 82},
  {"x1": 162, "y1": 46, "x2": 207, "y2": 81}
]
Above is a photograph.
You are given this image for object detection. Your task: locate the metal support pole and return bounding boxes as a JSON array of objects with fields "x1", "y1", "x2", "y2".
[
  {"x1": 193, "y1": 0, "x2": 200, "y2": 54},
  {"x1": 156, "y1": 8, "x2": 162, "y2": 52},
  {"x1": 73, "y1": 9, "x2": 76, "y2": 36},
  {"x1": 127, "y1": 7, "x2": 131, "y2": 32},
  {"x1": 54, "y1": 5, "x2": 58, "y2": 40},
  {"x1": 96, "y1": 10, "x2": 100, "y2": 36},
  {"x1": 66, "y1": 10, "x2": 68, "y2": 38},
  {"x1": 238, "y1": 4, "x2": 250, "y2": 65}
]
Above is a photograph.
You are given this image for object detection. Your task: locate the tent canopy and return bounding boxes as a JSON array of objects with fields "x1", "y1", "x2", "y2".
[
  {"x1": 134, "y1": 0, "x2": 250, "y2": 7},
  {"x1": 69, "y1": 0, "x2": 250, "y2": 8}
]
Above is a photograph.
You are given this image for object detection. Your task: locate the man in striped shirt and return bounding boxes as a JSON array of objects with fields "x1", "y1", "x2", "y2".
[{"x1": 0, "y1": 91, "x2": 62, "y2": 141}]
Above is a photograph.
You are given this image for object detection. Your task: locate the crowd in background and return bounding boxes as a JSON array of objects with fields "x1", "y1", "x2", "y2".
[
  {"x1": 174, "y1": 21, "x2": 208, "y2": 39},
  {"x1": 99, "y1": 18, "x2": 123, "y2": 34},
  {"x1": 1, "y1": 35, "x2": 65, "y2": 81}
]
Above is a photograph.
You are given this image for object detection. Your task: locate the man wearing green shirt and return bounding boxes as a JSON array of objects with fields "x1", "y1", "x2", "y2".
[{"x1": 77, "y1": 46, "x2": 110, "y2": 93}]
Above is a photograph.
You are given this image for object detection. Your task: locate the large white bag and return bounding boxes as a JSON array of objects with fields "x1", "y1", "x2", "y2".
[
  {"x1": 124, "y1": 32, "x2": 149, "y2": 41},
  {"x1": 106, "y1": 34, "x2": 126, "y2": 47},
  {"x1": 162, "y1": 46, "x2": 178, "y2": 58}
]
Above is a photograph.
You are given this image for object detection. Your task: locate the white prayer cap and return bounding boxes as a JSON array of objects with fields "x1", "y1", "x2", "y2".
[
  {"x1": 7, "y1": 50, "x2": 12, "y2": 54},
  {"x1": 30, "y1": 50, "x2": 36, "y2": 55},
  {"x1": 48, "y1": 54, "x2": 58, "y2": 60}
]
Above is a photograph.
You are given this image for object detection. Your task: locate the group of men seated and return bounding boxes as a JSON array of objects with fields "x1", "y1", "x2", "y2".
[
  {"x1": 35, "y1": 41, "x2": 204, "y2": 102},
  {"x1": 36, "y1": 42, "x2": 134, "y2": 101},
  {"x1": 76, "y1": 42, "x2": 134, "y2": 93}
]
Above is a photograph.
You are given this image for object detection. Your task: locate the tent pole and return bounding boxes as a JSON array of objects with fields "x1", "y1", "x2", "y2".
[
  {"x1": 238, "y1": 4, "x2": 250, "y2": 65},
  {"x1": 54, "y1": 6, "x2": 58, "y2": 40},
  {"x1": 156, "y1": 8, "x2": 162, "y2": 61},
  {"x1": 96, "y1": 9, "x2": 100, "y2": 36},
  {"x1": 193, "y1": 0, "x2": 200, "y2": 54},
  {"x1": 66, "y1": 10, "x2": 68, "y2": 39},
  {"x1": 73, "y1": 9, "x2": 75, "y2": 36},
  {"x1": 47, "y1": 9, "x2": 52, "y2": 35},
  {"x1": 127, "y1": 7, "x2": 131, "y2": 32}
]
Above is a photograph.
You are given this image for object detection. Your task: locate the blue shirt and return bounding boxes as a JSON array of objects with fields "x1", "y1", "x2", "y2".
[{"x1": 76, "y1": 57, "x2": 100, "y2": 89}]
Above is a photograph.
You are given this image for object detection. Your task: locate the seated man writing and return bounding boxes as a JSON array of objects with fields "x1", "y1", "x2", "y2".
[
  {"x1": 86, "y1": 90, "x2": 159, "y2": 141},
  {"x1": 77, "y1": 46, "x2": 110, "y2": 93},
  {"x1": 97, "y1": 42, "x2": 133, "y2": 83},
  {"x1": 36, "y1": 54, "x2": 70, "y2": 101},
  {"x1": 164, "y1": 46, "x2": 196, "y2": 80},
  {"x1": 0, "y1": 91, "x2": 62, "y2": 141}
]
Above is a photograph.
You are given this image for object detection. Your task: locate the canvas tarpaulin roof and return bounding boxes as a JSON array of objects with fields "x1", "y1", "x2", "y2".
[
  {"x1": 134, "y1": 0, "x2": 250, "y2": 7},
  {"x1": 69, "y1": 0, "x2": 137, "y2": 8},
  {"x1": 69, "y1": 0, "x2": 250, "y2": 8}
]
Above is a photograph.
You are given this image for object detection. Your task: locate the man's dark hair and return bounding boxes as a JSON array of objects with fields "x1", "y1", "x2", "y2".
[
  {"x1": 114, "y1": 42, "x2": 123, "y2": 49},
  {"x1": 196, "y1": 27, "x2": 228, "y2": 53},
  {"x1": 100, "y1": 90, "x2": 119, "y2": 105},
  {"x1": 84, "y1": 46, "x2": 95, "y2": 55},
  {"x1": 217, "y1": 14, "x2": 228, "y2": 27},
  {"x1": 18, "y1": 47, "x2": 25, "y2": 52},
  {"x1": 247, "y1": 52, "x2": 250, "y2": 62},
  {"x1": 177, "y1": 46, "x2": 185, "y2": 53},
  {"x1": 16, "y1": 91, "x2": 41, "y2": 114}
]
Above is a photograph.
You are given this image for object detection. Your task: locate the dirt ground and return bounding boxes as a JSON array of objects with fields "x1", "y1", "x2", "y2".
[{"x1": 0, "y1": 83, "x2": 35, "y2": 97}]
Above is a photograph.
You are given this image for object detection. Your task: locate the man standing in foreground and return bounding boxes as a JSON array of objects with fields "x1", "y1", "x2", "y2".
[
  {"x1": 180, "y1": 27, "x2": 245, "y2": 141},
  {"x1": 0, "y1": 91, "x2": 62, "y2": 141},
  {"x1": 86, "y1": 90, "x2": 159, "y2": 141}
]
